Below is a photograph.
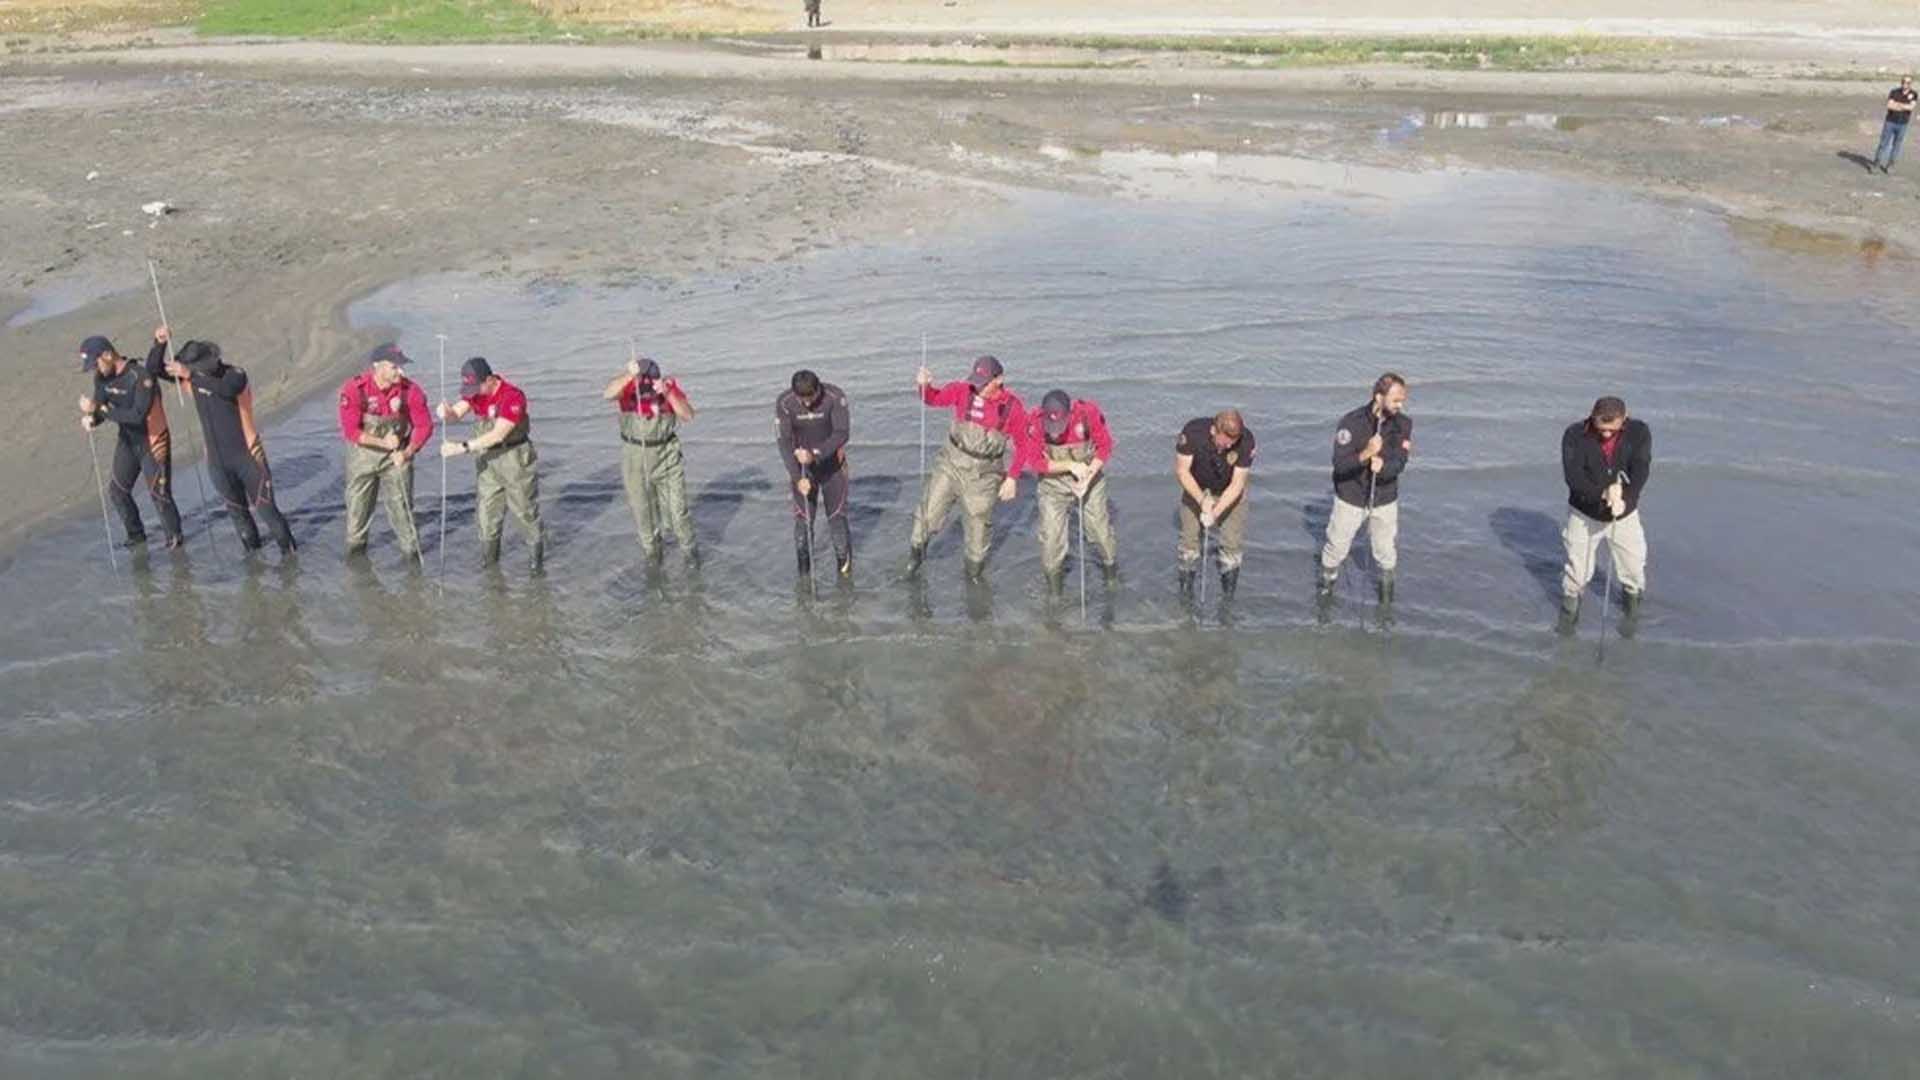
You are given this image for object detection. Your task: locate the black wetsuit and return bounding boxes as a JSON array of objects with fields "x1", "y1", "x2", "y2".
[
  {"x1": 775, "y1": 384, "x2": 852, "y2": 569},
  {"x1": 178, "y1": 355, "x2": 295, "y2": 553},
  {"x1": 90, "y1": 341, "x2": 182, "y2": 546}
]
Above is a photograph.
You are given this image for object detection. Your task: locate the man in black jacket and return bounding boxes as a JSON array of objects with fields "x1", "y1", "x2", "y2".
[
  {"x1": 1559, "y1": 396, "x2": 1651, "y2": 632},
  {"x1": 1319, "y1": 373, "x2": 1412, "y2": 604},
  {"x1": 776, "y1": 369, "x2": 852, "y2": 578}
]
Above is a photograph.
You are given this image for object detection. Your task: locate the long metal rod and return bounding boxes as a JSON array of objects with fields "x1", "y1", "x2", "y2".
[
  {"x1": 1198, "y1": 522, "x2": 1210, "y2": 606},
  {"x1": 436, "y1": 334, "x2": 449, "y2": 588},
  {"x1": 87, "y1": 427, "x2": 118, "y2": 573},
  {"x1": 918, "y1": 333, "x2": 927, "y2": 487},
  {"x1": 1596, "y1": 522, "x2": 1615, "y2": 664},
  {"x1": 146, "y1": 259, "x2": 217, "y2": 556},
  {"x1": 1077, "y1": 490, "x2": 1087, "y2": 625}
]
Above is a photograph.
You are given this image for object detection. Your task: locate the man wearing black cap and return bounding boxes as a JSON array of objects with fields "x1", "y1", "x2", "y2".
[
  {"x1": 1174, "y1": 409, "x2": 1254, "y2": 600},
  {"x1": 603, "y1": 355, "x2": 698, "y2": 565},
  {"x1": 1559, "y1": 396, "x2": 1651, "y2": 632},
  {"x1": 1318, "y1": 373, "x2": 1412, "y2": 604},
  {"x1": 77, "y1": 328, "x2": 183, "y2": 549},
  {"x1": 909, "y1": 355, "x2": 1028, "y2": 578},
  {"x1": 775, "y1": 369, "x2": 852, "y2": 578},
  {"x1": 162, "y1": 333, "x2": 296, "y2": 556},
  {"x1": 1020, "y1": 388, "x2": 1117, "y2": 591},
  {"x1": 439, "y1": 357, "x2": 542, "y2": 570},
  {"x1": 337, "y1": 343, "x2": 434, "y2": 559}
]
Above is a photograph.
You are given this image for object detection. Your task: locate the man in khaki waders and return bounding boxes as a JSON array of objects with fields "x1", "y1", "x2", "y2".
[
  {"x1": 439, "y1": 356, "x2": 543, "y2": 571},
  {"x1": 603, "y1": 356, "x2": 698, "y2": 567},
  {"x1": 337, "y1": 342, "x2": 433, "y2": 560},
  {"x1": 1174, "y1": 409, "x2": 1255, "y2": 601},
  {"x1": 1021, "y1": 389, "x2": 1118, "y2": 592},
  {"x1": 908, "y1": 355, "x2": 1028, "y2": 581}
]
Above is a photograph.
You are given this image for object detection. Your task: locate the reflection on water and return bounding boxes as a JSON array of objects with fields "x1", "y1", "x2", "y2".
[{"x1": 4, "y1": 174, "x2": 1920, "y2": 1076}]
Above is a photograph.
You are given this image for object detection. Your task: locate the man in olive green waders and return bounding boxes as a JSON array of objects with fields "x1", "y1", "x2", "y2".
[
  {"x1": 907, "y1": 355, "x2": 1028, "y2": 581},
  {"x1": 337, "y1": 343, "x2": 433, "y2": 560},
  {"x1": 439, "y1": 357, "x2": 543, "y2": 571},
  {"x1": 1021, "y1": 389, "x2": 1119, "y2": 593},
  {"x1": 603, "y1": 356, "x2": 698, "y2": 567}
]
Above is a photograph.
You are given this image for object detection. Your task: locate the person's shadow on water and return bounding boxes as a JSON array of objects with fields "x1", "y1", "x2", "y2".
[
  {"x1": 1837, "y1": 150, "x2": 1878, "y2": 173},
  {"x1": 1490, "y1": 507, "x2": 1566, "y2": 606}
]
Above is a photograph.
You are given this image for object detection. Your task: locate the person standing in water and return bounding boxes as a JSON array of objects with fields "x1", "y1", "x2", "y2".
[
  {"x1": 337, "y1": 342, "x2": 433, "y2": 560},
  {"x1": 604, "y1": 356, "x2": 698, "y2": 567},
  {"x1": 1020, "y1": 388, "x2": 1117, "y2": 592},
  {"x1": 439, "y1": 356, "x2": 543, "y2": 571},
  {"x1": 163, "y1": 334, "x2": 296, "y2": 557},
  {"x1": 77, "y1": 329, "x2": 183, "y2": 550},
  {"x1": 775, "y1": 369, "x2": 853, "y2": 579},
  {"x1": 1318, "y1": 373, "x2": 1412, "y2": 605},
  {"x1": 1173, "y1": 409, "x2": 1254, "y2": 601},
  {"x1": 908, "y1": 355, "x2": 1028, "y2": 580},
  {"x1": 1558, "y1": 395, "x2": 1651, "y2": 634}
]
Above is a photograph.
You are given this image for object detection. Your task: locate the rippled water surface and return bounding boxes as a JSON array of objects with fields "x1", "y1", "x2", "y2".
[{"x1": 4, "y1": 174, "x2": 1919, "y2": 1077}]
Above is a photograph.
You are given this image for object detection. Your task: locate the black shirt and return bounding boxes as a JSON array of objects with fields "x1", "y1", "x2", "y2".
[
  {"x1": 1176, "y1": 416, "x2": 1255, "y2": 495},
  {"x1": 1561, "y1": 417, "x2": 1652, "y2": 522},
  {"x1": 1331, "y1": 403, "x2": 1413, "y2": 509},
  {"x1": 1889, "y1": 86, "x2": 1916, "y2": 126}
]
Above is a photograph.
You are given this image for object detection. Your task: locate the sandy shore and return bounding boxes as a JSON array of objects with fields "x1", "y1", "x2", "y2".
[{"x1": 2, "y1": 23, "x2": 1914, "y2": 550}]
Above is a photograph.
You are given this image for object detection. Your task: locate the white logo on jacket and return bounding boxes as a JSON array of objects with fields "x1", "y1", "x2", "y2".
[{"x1": 1334, "y1": 428, "x2": 1352, "y2": 446}]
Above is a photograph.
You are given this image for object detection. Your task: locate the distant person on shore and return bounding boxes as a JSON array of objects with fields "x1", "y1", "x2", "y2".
[
  {"x1": 1872, "y1": 75, "x2": 1915, "y2": 174},
  {"x1": 805, "y1": 0, "x2": 822, "y2": 29}
]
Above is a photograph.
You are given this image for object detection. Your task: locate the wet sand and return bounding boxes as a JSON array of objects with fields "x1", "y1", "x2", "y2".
[{"x1": 2, "y1": 31, "x2": 1916, "y2": 550}]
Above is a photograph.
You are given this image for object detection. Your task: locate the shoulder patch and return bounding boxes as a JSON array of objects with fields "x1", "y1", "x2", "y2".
[
  {"x1": 1177, "y1": 432, "x2": 1190, "y2": 449},
  {"x1": 340, "y1": 393, "x2": 350, "y2": 407},
  {"x1": 1334, "y1": 427, "x2": 1352, "y2": 446}
]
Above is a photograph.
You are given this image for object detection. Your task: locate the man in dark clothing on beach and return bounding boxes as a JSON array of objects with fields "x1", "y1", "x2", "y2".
[
  {"x1": 164, "y1": 333, "x2": 296, "y2": 556},
  {"x1": 77, "y1": 329, "x2": 183, "y2": 550},
  {"x1": 1319, "y1": 373, "x2": 1412, "y2": 604},
  {"x1": 1873, "y1": 75, "x2": 1916, "y2": 174}
]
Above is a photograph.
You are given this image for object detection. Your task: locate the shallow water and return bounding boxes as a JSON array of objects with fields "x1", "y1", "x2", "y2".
[{"x1": 4, "y1": 172, "x2": 1919, "y2": 1077}]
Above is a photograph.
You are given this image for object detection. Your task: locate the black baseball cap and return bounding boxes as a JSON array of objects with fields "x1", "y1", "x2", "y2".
[
  {"x1": 177, "y1": 340, "x2": 222, "y2": 373},
  {"x1": 368, "y1": 342, "x2": 411, "y2": 367},
  {"x1": 79, "y1": 335, "x2": 115, "y2": 372},
  {"x1": 1040, "y1": 390, "x2": 1072, "y2": 438},
  {"x1": 967, "y1": 355, "x2": 1004, "y2": 389},
  {"x1": 461, "y1": 356, "x2": 493, "y2": 388}
]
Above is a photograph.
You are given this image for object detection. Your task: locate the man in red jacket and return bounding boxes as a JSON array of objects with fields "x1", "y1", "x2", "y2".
[
  {"x1": 908, "y1": 354, "x2": 1027, "y2": 580},
  {"x1": 337, "y1": 342, "x2": 433, "y2": 560},
  {"x1": 1020, "y1": 389, "x2": 1117, "y2": 591}
]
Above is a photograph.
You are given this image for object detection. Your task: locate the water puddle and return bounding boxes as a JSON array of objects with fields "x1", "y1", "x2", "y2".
[
  {"x1": 1424, "y1": 110, "x2": 1595, "y2": 132},
  {"x1": 3, "y1": 271, "x2": 140, "y2": 329},
  {"x1": 1039, "y1": 143, "x2": 1457, "y2": 202}
]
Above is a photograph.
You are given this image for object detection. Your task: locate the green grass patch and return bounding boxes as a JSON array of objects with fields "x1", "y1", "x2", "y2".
[
  {"x1": 957, "y1": 33, "x2": 1668, "y2": 72},
  {"x1": 198, "y1": 0, "x2": 566, "y2": 42}
]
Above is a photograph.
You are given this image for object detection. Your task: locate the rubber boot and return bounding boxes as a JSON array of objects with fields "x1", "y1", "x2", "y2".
[
  {"x1": 906, "y1": 542, "x2": 926, "y2": 576},
  {"x1": 1556, "y1": 592, "x2": 1581, "y2": 636},
  {"x1": 1219, "y1": 567, "x2": 1240, "y2": 600},
  {"x1": 837, "y1": 551, "x2": 854, "y2": 579},
  {"x1": 1102, "y1": 561, "x2": 1120, "y2": 586},
  {"x1": 1619, "y1": 589, "x2": 1642, "y2": 639},
  {"x1": 1377, "y1": 571, "x2": 1395, "y2": 606},
  {"x1": 964, "y1": 558, "x2": 987, "y2": 583},
  {"x1": 278, "y1": 534, "x2": 298, "y2": 557},
  {"x1": 1177, "y1": 565, "x2": 1196, "y2": 599},
  {"x1": 1316, "y1": 567, "x2": 1338, "y2": 598},
  {"x1": 481, "y1": 536, "x2": 501, "y2": 567},
  {"x1": 528, "y1": 536, "x2": 544, "y2": 574},
  {"x1": 1044, "y1": 568, "x2": 1066, "y2": 596}
]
